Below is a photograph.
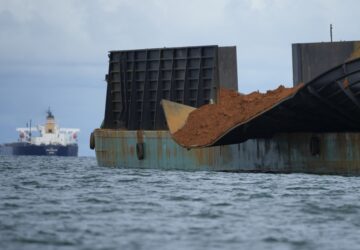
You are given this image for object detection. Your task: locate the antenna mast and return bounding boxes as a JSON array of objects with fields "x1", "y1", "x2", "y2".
[{"x1": 330, "y1": 24, "x2": 333, "y2": 42}]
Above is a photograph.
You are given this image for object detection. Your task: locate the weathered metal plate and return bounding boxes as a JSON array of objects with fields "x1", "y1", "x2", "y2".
[
  {"x1": 292, "y1": 40, "x2": 360, "y2": 85},
  {"x1": 94, "y1": 129, "x2": 360, "y2": 175}
]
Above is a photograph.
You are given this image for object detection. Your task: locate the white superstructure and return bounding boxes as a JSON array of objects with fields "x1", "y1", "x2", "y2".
[{"x1": 16, "y1": 110, "x2": 79, "y2": 146}]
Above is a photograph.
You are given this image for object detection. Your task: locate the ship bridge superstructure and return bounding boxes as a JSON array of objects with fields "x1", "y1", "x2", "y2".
[{"x1": 16, "y1": 110, "x2": 79, "y2": 146}]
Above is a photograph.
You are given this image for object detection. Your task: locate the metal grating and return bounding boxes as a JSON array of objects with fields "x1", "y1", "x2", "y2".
[{"x1": 103, "y1": 45, "x2": 221, "y2": 130}]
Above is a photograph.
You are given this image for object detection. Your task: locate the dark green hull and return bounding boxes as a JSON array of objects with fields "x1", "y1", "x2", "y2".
[{"x1": 94, "y1": 129, "x2": 360, "y2": 175}]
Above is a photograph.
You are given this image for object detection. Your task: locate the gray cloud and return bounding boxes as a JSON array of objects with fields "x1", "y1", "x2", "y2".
[{"x1": 0, "y1": 0, "x2": 359, "y2": 155}]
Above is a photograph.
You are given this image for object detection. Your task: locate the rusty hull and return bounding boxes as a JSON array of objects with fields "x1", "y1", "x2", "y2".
[{"x1": 94, "y1": 129, "x2": 360, "y2": 175}]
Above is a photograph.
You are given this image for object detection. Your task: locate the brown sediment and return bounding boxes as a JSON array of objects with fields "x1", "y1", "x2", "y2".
[{"x1": 173, "y1": 84, "x2": 304, "y2": 147}]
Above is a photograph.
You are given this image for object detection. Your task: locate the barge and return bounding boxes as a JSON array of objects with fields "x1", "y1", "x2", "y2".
[{"x1": 91, "y1": 41, "x2": 360, "y2": 175}]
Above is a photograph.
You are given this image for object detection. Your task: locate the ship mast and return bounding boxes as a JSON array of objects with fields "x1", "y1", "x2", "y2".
[{"x1": 29, "y1": 119, "x2": 32, "y2": 142}]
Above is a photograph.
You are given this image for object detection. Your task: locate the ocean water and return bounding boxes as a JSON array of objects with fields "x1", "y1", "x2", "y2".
[{"x1": 1, "y1": 156, "x2": 360, "y2": 250}]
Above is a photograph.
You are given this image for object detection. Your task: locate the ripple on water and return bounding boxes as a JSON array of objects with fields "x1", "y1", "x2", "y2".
[
  {"x1": 14, "y1": 237, "x2": 76, "y2": 247},
  {"x1": 249, "y1": 192, "x2": 274, "y2": 199}
]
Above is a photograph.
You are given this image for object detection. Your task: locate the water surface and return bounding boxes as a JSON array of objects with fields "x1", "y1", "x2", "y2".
[{"x1": 1, "y1": 156, "x2": 360, "y2": 250}]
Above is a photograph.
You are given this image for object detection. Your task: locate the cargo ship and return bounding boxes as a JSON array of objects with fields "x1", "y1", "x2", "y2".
[
  {"x1": 90, "y1": 41, "x2": 360, "y2": 175},
  {"x1": 0, "y1": 110, "x2": 79, "y2": 156}
]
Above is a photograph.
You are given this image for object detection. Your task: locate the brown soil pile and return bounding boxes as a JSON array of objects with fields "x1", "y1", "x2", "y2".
[{"x1": 173, "y1": 84, "x2": 303, "y2": 147}]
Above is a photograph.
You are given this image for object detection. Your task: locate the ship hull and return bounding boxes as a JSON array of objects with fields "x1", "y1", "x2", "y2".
[
  {"x1": 0, "y1": 143, "x2": 78, "y2": 156},
  {"x1": 94, "y1": 129, "x2": 360, "y2": 175}
]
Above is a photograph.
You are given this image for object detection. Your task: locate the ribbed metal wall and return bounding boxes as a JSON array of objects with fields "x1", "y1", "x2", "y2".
[{"x1": 103, "y1": 45, "x2": 237, "y2": 130}]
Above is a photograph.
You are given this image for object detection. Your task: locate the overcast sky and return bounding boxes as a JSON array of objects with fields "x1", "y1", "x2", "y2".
[{"x1": 0, "y1": 0, "x2": 359, "y2": 156}]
